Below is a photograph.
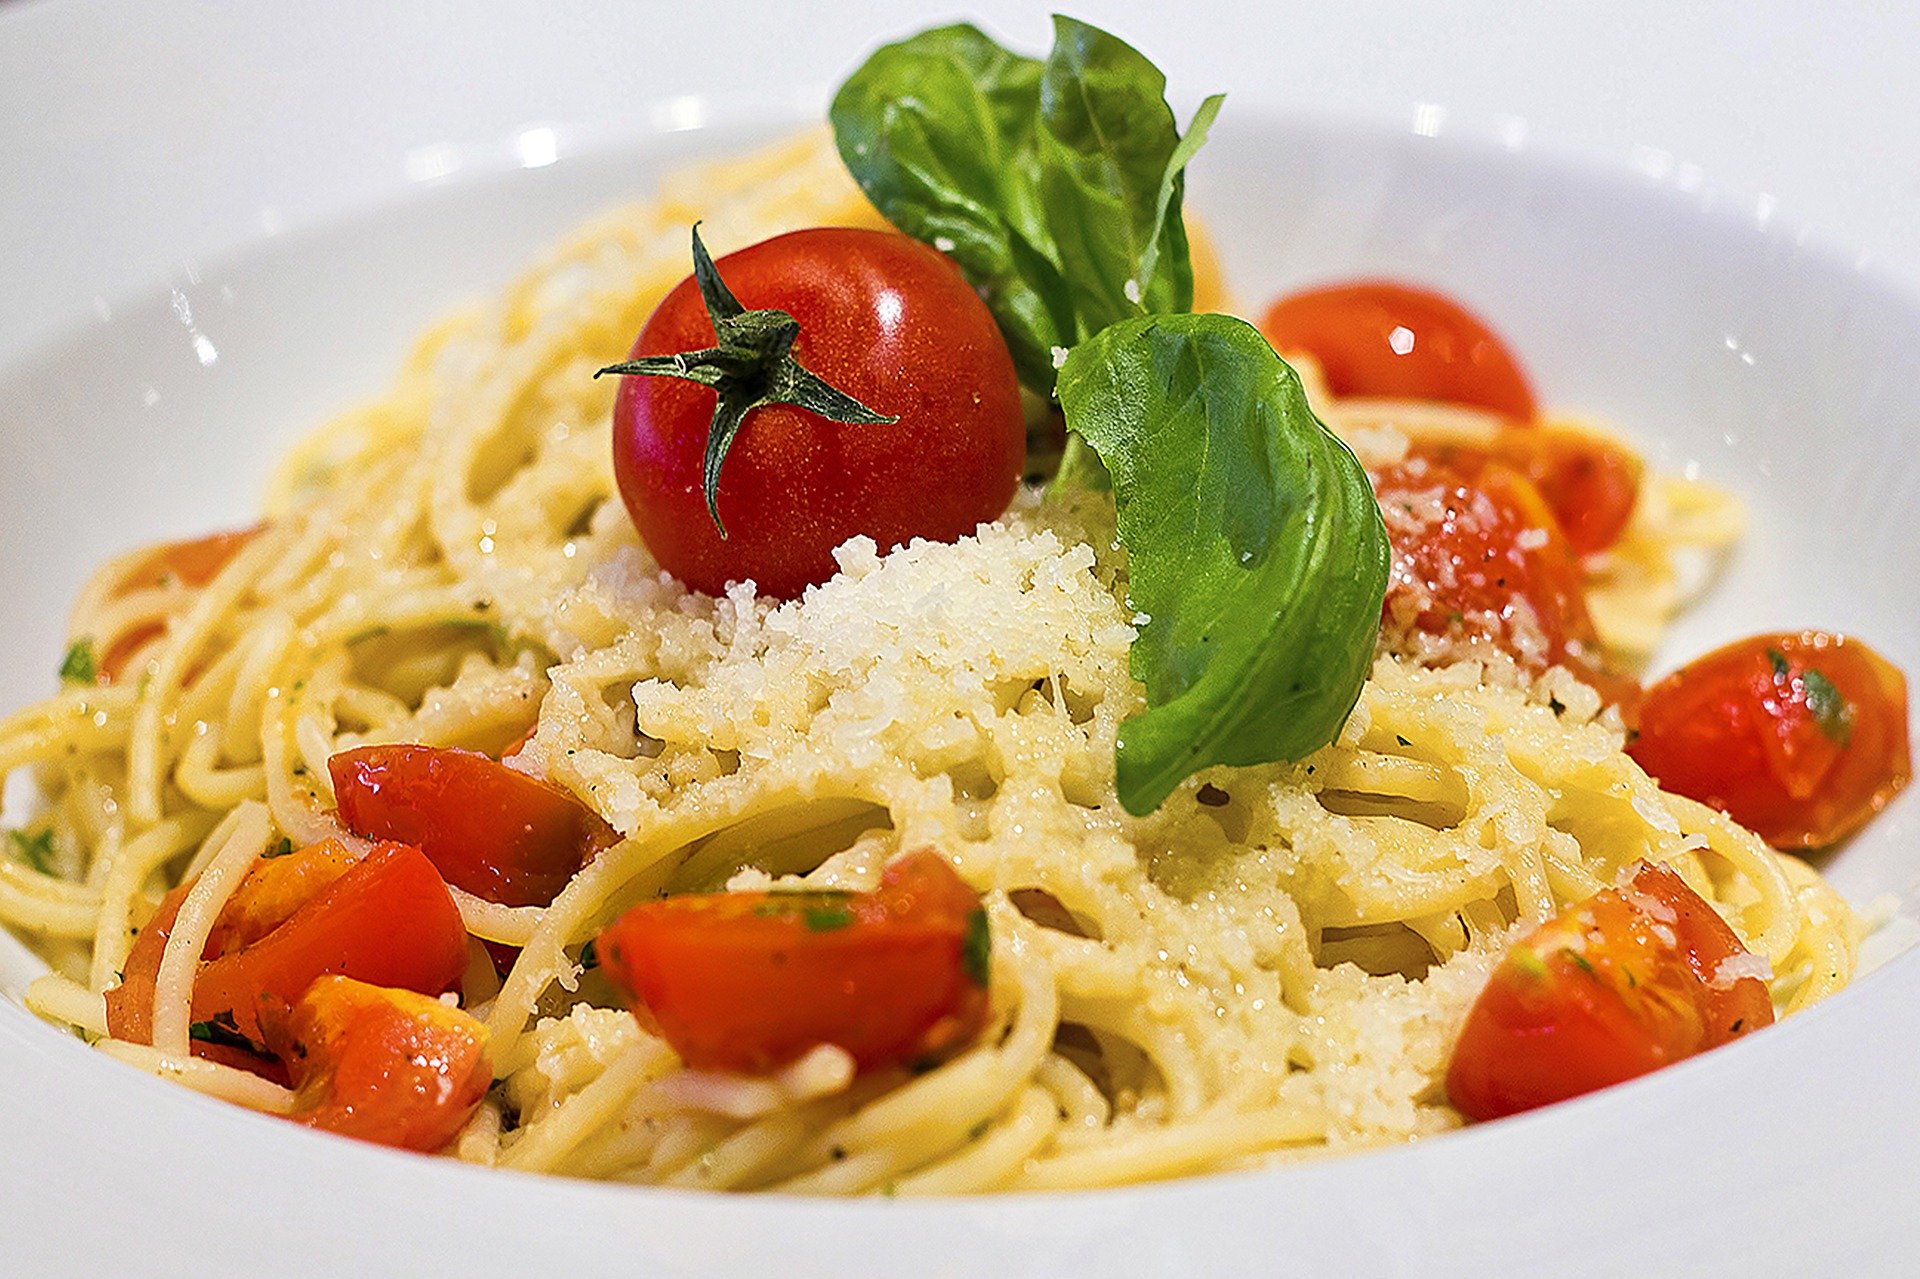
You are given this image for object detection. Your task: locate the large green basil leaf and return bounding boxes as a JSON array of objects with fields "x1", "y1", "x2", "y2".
[
  {"x1": 832, "y1": 18, "x2": 1218, "y2": 394},
  {"x1": 1057, "y1": 314, "x2": 1390, "y2": 815},
  {"x1": 1036, "y1": 17, "x2": 1219, "y2": 331},
  {"x1": 829, "y1": 24, "x2": 1069, "y2": 388}
]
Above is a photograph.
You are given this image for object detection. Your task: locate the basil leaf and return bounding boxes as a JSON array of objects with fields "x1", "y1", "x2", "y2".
[
  {"x1": 1057, "y1": 314, "x2": 1389, "y2": 814},
  {"x1": 830, "y1": 24, "x2": 1070, "y2": 388},
  {"x1": 1035, "y1": 18, "x2": 1216, "y2": 330},
  {"x1": 832, "y1": 18, "x2": 1219, "y2": 394}
]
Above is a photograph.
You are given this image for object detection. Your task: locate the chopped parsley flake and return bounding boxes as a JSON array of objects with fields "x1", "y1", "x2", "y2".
[
  {"x1": 1802, "y1": 667, "x2": 1854, "y2": 746},
  {"x1": 7, "y1": 828, "x2": 56, "y2": 876},
  {"x1": 262, "y1": 837, "x2": 295, "y2": 859},
  {"x1": 802, "y1": 905, "x2": 855, "y2": 932},
  {"x1": 962, "y1": 907, "x2": 991, "y2": 987},
  {"x1": 188, "y1": 1008, "x2": 263, "y2": 1055},
  {"x1": 577, "y1": 938, "x2": 599, "y2": 971},
  {"x1": 58, "y1": 639, "x2": 97, "y2": 685}
]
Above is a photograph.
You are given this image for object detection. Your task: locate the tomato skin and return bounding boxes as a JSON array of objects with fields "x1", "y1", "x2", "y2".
[
  {"x1": 329, "y1": 744, "x2": 613, "y2": 907},
  {"x1": 262, "y1": 975, "x2": 490, "y2": 1153},
  {"x1": 597, "y1": 849, "x2": 989, "y2": 1074},
  {"x1": 97, "y1": 524, "x2": 264, "y2": 683},
  {"x1": 1410, "y1": 424, "x2": 1643, "y2": 558},
  {"x1": 612, "y1": 228, "x2": 1025, "y2": 599},
  {"x1": 1446, "y1": 862, "x2": 1772, "y2": 1122},
  {"x1": 1628, "y1": 632, "x2": 1911, "y2": 848},
  {"x1": 107, "y1": 841, "x2": 468, "y2": 1049},
  {"x1": 1260, "y1": 281, "x2": 1538, "y2": 420},
  {"x1": 1371, "y1": 450, "x2": 1634, "y2": 708}
]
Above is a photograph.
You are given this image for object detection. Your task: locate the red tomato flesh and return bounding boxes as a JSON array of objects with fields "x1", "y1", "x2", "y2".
[
  {"x1": 262, "y1": 975, "x2": 491, "y2": 1154},
  {"x1": 1446, "y1": 861, "x2": 1773, "y2": 1121},
  {"x1": 1409, "y1": 423, "x2": 1644, "y2": 558},
  {"x1": 597, "y1": 849, "x2": 989, "y2": 1074},
  {"x1": 106, "y1": 841, "x2": 468, "y2": 1049},
  {"x1": 1370, "y1": 448, "x2": 1636, "y2": 707},
  {"x1": 1628, "y1": 632, "x2": 1911, "y2": 848},
  {"x1": 612, "y1": 227, "x2": 1025, "y2": 599},
  {"x1": 97, "y1": 524, "x2": 264, "y2": 683},
  {"x1": 329, "y1": 744, "x2": 613, "y2": 907},
  {"x1": 1260, "y1": 281, "x2": 1538, "y2": 420}
]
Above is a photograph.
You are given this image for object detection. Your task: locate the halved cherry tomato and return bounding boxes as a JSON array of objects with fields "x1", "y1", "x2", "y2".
[
  {"x1": 611, "y1": 227, "x2": 1025, "y2": 599},
  {"x1": 1446, "y1": 861, "x2": 1773, "y2": 1121},
  {"x1": 1371, "y1": 449, "x2": 1634, "y2": 707},
  {"x1": 107, "y1": 841, "x2": 467, "y2": 1048},
  {"x1": 597, "y1": 849, "x2": 990, "y2": 1073},
  {"x1": 1260, "y1": 281, "x2": 1538, "y2": 420},
  {"x1": 1628, "y1": 632, "x2": 1911, "y2": 849},
  {"x1": 96, "y1": 524, "x2": 264, "y2": 683},
  {"x1": 329, "y1": 744, "x2": 614, "y2": 907},
  {"x1": 1409, "y1": 424, "x2": 1643, "y2": 558},
  {"x1": 261, "y1": 975, "x2": 491, "y2": 1153}
]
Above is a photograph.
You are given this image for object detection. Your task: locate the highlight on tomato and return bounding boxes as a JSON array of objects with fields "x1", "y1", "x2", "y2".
[
  {"x1": 1259, "y1": 280, "x2": 1538, "y2": 421},
  {"x1": 329, "y1": 744, "x2": 614, "y2": 907},
  {"x1": 1370, "y1": 448, "x2": 1635, "y2": 706},
  {"x1": 106, "y1": 840, "x2": 468, "y2": 1052},
  {"x1": 602, "y1": 225, "x2": 1026, "y2": 599},
  {"x1": 1446, "y1": 861, "x2": 1774, "y2": 1122},
  {"x1": 1628, "y1": 632, "x2": 1912, "y2": 849},
  {"x1": 261, "y1": 975, "x2": 491, "y2": 1153},
  {"x1": 596, "y1": 848, "x2": 990, "y2": 1074}
]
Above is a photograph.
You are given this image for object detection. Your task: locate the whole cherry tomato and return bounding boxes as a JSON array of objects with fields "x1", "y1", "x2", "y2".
[
  {"x1": 1447, "y1": 861, "x2": 1773, "y2": 1122},
  {"x1": 597, "y1": 849, "x2": 989, "y2": 1074},
  {"x1": 1371, "y1": 449, "x2": 1634, "y2": 705},
  {"x1": 608, "y1": 227, "x2": 1026, "y2": 599},
  {"x1": 1260, "y1": 281, "x2": 1538, "y2": 420},
  {"x1": 330, "y1": 744, "x2": 614, "y2": 907},
  {"x1": 1628, "y1": 632, "x2": 1911, "y2": 848}
]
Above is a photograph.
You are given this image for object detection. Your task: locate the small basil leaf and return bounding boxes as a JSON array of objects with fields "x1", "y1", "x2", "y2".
[
  {"x1": 830, "y1": 24, "x2": 1071, "y2": 388},
  {"x1": 1036, "y1": 18, "x2": 1208, "y2": 331},
  {"x1": 1058, "y1": 314, "x2": 1389, "y2": 814}
]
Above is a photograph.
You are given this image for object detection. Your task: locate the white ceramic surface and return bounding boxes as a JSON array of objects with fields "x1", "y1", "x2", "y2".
[{"x1": 2, "y1": 3, "x2": 1917, "y2": 1276}]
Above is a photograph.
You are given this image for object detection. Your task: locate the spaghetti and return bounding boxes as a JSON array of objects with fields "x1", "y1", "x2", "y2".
[{"x1": 0, "y1": 130, "x2": 1862, "y2": 1192}]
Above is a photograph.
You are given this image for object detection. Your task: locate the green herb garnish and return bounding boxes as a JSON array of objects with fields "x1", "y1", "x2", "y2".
[
  {"x1": 578, "y1": 938, "x2": 599, "y2": 971},
  {"x1": 58, "y1": 639, "x2": 97, "y2": 685},
  {"x1": 832, "y1": 17, "x2": 1220, "y2": 392},
  {"x1": 1056, "y1": 316, "x2": 1388, "y2": 814},
  {"x1": 187, "y1": 1008, "x2": 263, "y2": 1055},
  {"x1": 962, "y1": 906, "x2": 991, "y2": 987},
  {"x1": 261, "y1": 837, "x2": 295, "y2": 860},
  {"x1": 802, "y1": 905, "x2": 856, "y2": 933},
  {"x1": 1802, "y1": 667, "x2": 1855, "y2": 746},
  {"x1": 7, "y1": 828, "x2": 56, "y2": 876},
  {"x1": 836, "y1": 19, "x2": 1385, "y2": 813}
]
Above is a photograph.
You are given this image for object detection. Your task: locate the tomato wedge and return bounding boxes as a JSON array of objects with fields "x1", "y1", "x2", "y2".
[
  {"x1": 1406, "y1": 424, "x2": 1644, "y2": 558},
  {"x1": 1371, "y1": 448, "x2": 1635, "y2": 706},
  {"x1": 107, "y1": 841, "x2": 467, "y2": 1049},
  {"x1": 1628, "y1": 632, "x2": 1911, "y2": 849},
  {"x1": 97, "y1": 524, "x2": 263, "y2": 683},
  {"x1": 1260, "y1": 281, "x2": 1538, "y2": 420},
  {"x1": 261, "y1": 975, "x2": 491, "y2": 1153},
  {"x1": 1446, "y1": 862, "x2": 1773, "y2": 1121},
  {"x1": 329, "y1": 744, "x2": 614, "y2": 907},
  {"x1": 597, "y1": 849, "x2": 990, "y2": 1074}
]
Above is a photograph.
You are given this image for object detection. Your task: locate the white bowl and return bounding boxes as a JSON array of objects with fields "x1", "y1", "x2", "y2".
[{"x1": 3, "y1": 15, "x2": 1917, "y2": 1279}]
